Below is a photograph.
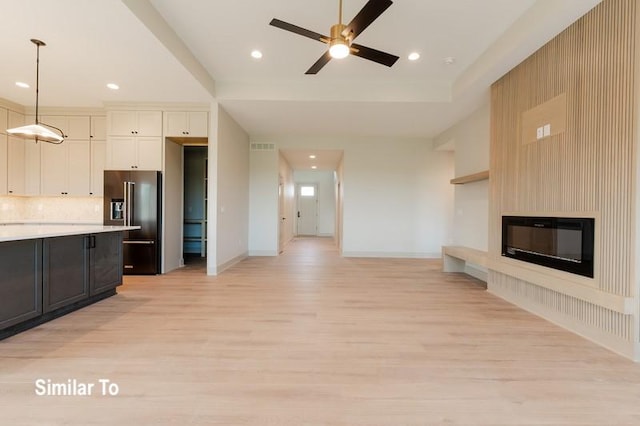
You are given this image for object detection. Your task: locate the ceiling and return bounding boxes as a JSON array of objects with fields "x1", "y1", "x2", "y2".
[{"x1": 0, "y1": 0, "x2": 601, "y2": 145}]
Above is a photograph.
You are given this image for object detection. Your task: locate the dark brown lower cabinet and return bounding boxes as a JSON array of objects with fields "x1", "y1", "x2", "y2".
[
  {"x1": 1, "y1": 231, "x2": 124, "y2": 336},
  {"x1": 90, "y1": 232, "x2": 123, "y2": 296},
  {"x1": 43, "y1": 235, "x2": 90, "y2": 313},
  {"x1": 0, "y1": 239, "x2": 42, "y2": 329},
  {"x1": 43, "y1": 233, "x2": 124, "y2": 312}
]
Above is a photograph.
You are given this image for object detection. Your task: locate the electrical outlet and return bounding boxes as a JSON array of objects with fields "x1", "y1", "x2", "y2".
[
  {"x1": 536, "y1": 127, "x2": 544, "y2": 139},
  {"x1": 543, "y1": 123, "x2": 551, "y2": 137}
]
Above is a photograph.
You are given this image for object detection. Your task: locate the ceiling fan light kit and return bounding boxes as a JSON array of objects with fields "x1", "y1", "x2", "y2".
[
  {"x1": 6, "y1": 39, "x2": 65, "y2": 144},
  {"x1": 270, "y1": 0, "x2": 399, "y2": 74},
  {"x1": 329, "y1": 23, "x2": 350, "y2": 59}
]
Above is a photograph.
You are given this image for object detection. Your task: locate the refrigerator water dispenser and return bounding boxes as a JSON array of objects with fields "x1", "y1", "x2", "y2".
[{"x1": 110, "y1": 200, "x2": 124, "y2": 220}]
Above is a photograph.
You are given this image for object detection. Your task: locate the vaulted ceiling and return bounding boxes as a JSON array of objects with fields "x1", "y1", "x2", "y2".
[{"x1": 0, "y1": 0, "x2": 601, "y2": 139}]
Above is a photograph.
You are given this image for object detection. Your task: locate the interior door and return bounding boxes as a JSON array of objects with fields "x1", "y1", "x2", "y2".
[
  {"x1": 296, "y1": 184, "x2": 318, "y2": 236},
  {"x1": 278, "y1": 175, "x2": 285, "y2": 253}
]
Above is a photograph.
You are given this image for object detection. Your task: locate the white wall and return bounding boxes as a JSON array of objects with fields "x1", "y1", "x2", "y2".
[
  {"x1": 341, "y1": 138, "x2": 453, "y2": 257},
  {"x1": 163, "y1": 139, "x2": 183, "y2": 273},
  {"x1": 293, "y1": 170, "x2": 335, "y2": 237},
  {"x1": 249, "y1": 136, "x2": 454, "y2": 258},
  {"x1": 215, "y1": 106, "x2": 250, "y2": 272},
  {"x1": 249, "y1": 148, "x2": 278, "y2": 255},
  {"x1": 336, "y1": 157, "x2": 344, "y2": 252},
  {"x1": 278, "y1": 153, "x2": 295, "y2": 249},
  {"x1": 434, "y1": 101, "x2": 490, "y2": 252}
]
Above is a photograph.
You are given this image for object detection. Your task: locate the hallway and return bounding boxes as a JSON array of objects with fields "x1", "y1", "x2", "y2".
[{"x1": 2, "y1": 238, "x2": 640, "y2": 425}]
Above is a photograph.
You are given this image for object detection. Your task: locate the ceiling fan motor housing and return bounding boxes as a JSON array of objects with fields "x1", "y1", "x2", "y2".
[{"x1": 329, "y1": 24, "x2": 350, "y2": 58}]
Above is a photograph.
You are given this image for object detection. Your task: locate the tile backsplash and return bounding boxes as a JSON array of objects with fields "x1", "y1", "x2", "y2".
[{"x1": 0, "y1": 196, "x2": 103, "y2": 224}]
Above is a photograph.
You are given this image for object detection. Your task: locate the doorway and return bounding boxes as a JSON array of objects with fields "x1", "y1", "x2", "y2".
[
  {"x1": 183, "y1": 146, "x2": 208, "y2": 265},
  {"x1": 296, "y1": 183, "x2": 318, "y2": 236}
]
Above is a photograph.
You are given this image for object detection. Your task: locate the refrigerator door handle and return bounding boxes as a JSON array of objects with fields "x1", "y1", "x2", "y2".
[
  {"x1": 123, "y1": 241, "x2": 155, "y2": 245},
  {"x1": 128, "y1": 182, "x2": 135, "y2": 226},
  {"x1": 123, "y1": 182, "x2": 128, "y2": 226}
]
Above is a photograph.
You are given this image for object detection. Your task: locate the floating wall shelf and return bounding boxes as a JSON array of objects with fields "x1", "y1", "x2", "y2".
[{"x1": 450, "y1": 170, "x2": 490, "y2": 185}]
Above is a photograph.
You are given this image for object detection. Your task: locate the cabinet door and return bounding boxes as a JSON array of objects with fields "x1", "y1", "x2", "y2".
[
  {"x1": 91, "y1": 116, "x2": 106, "y2": 140},
  {"x1": 90, "y1": 233, "x2": 123, "y2": 296},
  {"x1": 40, "y1": 142, "x2": 67, "y2": 195},
  {"x1": 188, "y1": 112, "x2": 208, "y2": 137},
  {"x1": 7, "y1": 136, "x2": 25, "y2": 195},
  {"x1": 0, "y1": 107, "x2": 7, "y2": 134},
  {"x1": 43, "y1": 235, "x2": 89, "y2": 313},
  {"x1": 108, "y1": 111, "x2": 136, "y2": 136},
  {"x1": 40, "y1": 116, "x2": 68, "y2": 138},
  {"x1": 67, "y1": 140, "x2": 91, "y2": 195},
  {"x1": 24, "y1": 140, "x2": 41, "y2": 195},
  {"x1": 0, "y1": 239, "x2": 42, "y2": 330},
  {"x1": 67, "y1": 116, "x2": 91, "y2": 140},
  {"x1": 90, "y1": 140, "x2": 106, "y2": 196},
  {"x1": 136, "y1": 137, "x2": 163, "y2": 170},
  {"x1": 136, "y1": 111, "x2": 162, "y2": 136},
  {"x1": 0, "y1": 134, "x2": 7, "y2": 194},
  {"x1": 7, "y1": 110, "x2": 24, "y2": 128},
  {"x1": 108, "y1": 136, "x2": 136, "y2": 169},
  {"x1": 164, "y1": 111, "x2": 187, "y2": 137}
]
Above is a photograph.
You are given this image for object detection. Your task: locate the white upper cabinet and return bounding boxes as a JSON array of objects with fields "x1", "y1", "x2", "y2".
[
  {"x1": 108, "y1": 111, "x2": 162, "y2": 137},
  {"x1": 40, "y1": 115, "x2": 90, "y2": 140},
  {"x1": 90, "y1": 140, "x2": 106, "y2": 196},
  {"x1": 7, "y1": 136, "x2": 25, "y2": 195},
  {"x1": 0, "y1": 134, "x2": 7, "y2": 194},
  {"x1": 8, "y1": 110, "x2": 24, "y2": 129},
  {"x1": 91, "y1": 116, "x2": 106, "y2": 140},
  {"x1": 24, "y1": 140, "x2": 41, "y2": 196},
  {"x1": 107, "y1": 136, "x2": 162, "y2": 171},
  {"x1": 107, "y1": 110, "x2": 162, "y2": 171},
  {"x1": 164, "y1": 111, "x2": 208, "y2": 137},
  {"x1": 40, "y1": 140, "x2": 90, "y2": 196},
  {"x1": 0, "y1": 107, "x2": 7, "y2": 134}
]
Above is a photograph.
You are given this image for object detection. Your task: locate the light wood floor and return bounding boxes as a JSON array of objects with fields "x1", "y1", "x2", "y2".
[{"x1": 2, "y1": 237, "x2": 640, "y2": 425}]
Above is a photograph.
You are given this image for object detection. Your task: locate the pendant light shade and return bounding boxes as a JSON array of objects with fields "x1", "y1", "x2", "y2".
[{"x1": 6, "y1": 39, "x2": 64, "y2": 144}]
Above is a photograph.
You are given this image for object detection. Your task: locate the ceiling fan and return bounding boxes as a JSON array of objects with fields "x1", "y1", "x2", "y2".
[{"x1": 269, "y1": 0, "x2": 399, "y2": 74}]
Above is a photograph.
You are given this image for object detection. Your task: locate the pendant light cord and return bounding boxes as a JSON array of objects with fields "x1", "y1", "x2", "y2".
[
  {"x1": 35, "y1": 41, "x2": 40, "y2": 125},
  {"x1": 31, "y1": 39, "x2": 65, "y2": 144}
]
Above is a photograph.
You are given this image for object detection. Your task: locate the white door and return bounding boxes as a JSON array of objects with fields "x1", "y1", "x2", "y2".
[
  {"x1": 296, "y1": 184, "x2": 318, "y2": 236},
  {"x1": 278, "y1": 175, "x2": 285, "y2": 253}
]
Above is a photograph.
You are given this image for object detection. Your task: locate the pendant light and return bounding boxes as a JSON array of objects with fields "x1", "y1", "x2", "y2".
[{"x1": 6, "y1": 39, "x2": 64, "y2": 144}]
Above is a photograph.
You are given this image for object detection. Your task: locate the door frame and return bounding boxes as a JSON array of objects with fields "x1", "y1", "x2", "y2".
[{"x1": 295, "y1": 183, "x2": 318, "y2": 236}]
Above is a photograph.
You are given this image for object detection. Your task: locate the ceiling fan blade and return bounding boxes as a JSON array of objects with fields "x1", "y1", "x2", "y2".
[
  {"x1": 269, "y1": 18, "x2": 328, "y2": 43},
  {"x1": 342, "y1": 0, "x2": 393, "y2": 41},
  {"x1": 305, "y1": 51, "x2": 333, "y2": 74},
  {"x1": 351, "y1": 43, "x2": 399, "y2": 67}
]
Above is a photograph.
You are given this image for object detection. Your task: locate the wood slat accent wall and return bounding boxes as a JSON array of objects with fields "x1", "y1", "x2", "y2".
[{"x1": 489, "y1": 0, "x2": 638, "y2": 356}]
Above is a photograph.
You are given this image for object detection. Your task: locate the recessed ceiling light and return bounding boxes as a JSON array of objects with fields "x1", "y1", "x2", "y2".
[
  {"x1": 444, "y1": 56, "x2": 456, "y2": 65},
  {"x1": 15, "y1": 81, "x2": 30, "y2": 88},
  {"x1": 107, "y1": 83, "x2": 119, "y2": 90},
  {"x1": 309, "y1": 155, "x2": 316, "y2": 159},
  {"x1": 251, "y1": 50, "x2": 263, "y2": 59},
  {"x1": 408, "y1": 52, "x2": 420, "y2": 61},
  {"x1": 311, "y1": 166, "x2": 317, "y2": 169}
]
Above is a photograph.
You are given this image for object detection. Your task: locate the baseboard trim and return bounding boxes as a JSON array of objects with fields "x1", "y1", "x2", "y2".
[
  {"x1": 248, "y1": 250, "x2": 278, "y2": 256},
  {"x1": 216, "y1": 252, "x2": 248, "y2": 274},
  {"x1": 342, "y1": 251, "x2": 441, "y2": 259}
]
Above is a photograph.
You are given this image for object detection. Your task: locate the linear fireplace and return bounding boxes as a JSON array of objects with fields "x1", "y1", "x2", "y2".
[{"x1": 501, "y1": 216, "x2": 594, "y2": 278}]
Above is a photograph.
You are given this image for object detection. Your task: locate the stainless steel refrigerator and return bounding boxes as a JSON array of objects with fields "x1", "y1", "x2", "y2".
[{"x1": 103, "y1": 170, "x2": 162, "y2": 275}]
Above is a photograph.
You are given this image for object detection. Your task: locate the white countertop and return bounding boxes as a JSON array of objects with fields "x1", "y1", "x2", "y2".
[{"x1": 0, "y1": 224, "x2": 140, "y2": 242}]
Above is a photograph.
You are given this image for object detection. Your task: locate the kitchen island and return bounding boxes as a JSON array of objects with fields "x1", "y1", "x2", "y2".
[{"x1": 0, "y1": 224, "x2": 138, "y2": 340}]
